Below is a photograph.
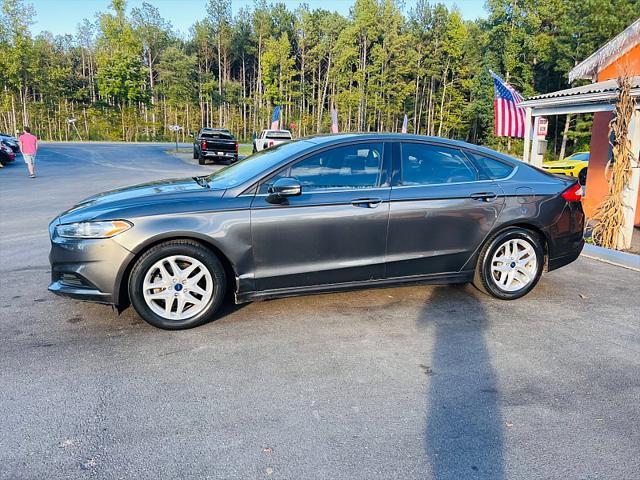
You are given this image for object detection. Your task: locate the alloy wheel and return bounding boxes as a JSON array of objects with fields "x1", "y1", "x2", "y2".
[
  {"x1": 490, "y1": 238, "x2": 538, "y2": 292},
  {"x1": 142, "y1": 255, "x2": 214, "y2": 320}
]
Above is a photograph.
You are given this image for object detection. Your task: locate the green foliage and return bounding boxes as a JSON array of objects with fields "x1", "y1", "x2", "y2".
[{"x1": 0, "y1": 0, "x2": 639, "y2": 146}]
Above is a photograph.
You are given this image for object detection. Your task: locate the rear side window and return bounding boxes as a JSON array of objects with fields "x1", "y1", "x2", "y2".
[
  {"x1": 466, "y1": 152, "x2": 514, "y2": 180},
  {"x1": 400, "y1": 143, "x2": 477, "y2": 186},
  {"x1": 260, "y1": 143, "x2": 383, "y2": 193}
]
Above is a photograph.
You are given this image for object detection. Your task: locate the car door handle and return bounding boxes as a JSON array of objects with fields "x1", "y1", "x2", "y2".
[
  {"x1": 470, "y1": 192, "x2": 498, "y2": 201},
  {"x1": 351, "y1": 198, "x2": 383, "y2": 208}
]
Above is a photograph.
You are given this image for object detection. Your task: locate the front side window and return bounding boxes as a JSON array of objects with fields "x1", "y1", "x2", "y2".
[
  {"x1": 260, "y1": 143, "x2": 383, "y2": 193},
  {"x1": 400, "y1": 143, "x2": 477, "y2": 186}
]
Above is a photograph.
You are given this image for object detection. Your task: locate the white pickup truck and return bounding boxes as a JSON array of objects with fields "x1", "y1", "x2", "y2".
[{"x1": 252, "y1": 129, "x2": 292, "y2": 153}]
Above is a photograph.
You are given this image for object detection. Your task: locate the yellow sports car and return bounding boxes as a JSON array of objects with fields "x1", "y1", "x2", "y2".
[{"x1": 542, "y1": 152, "x2": 589, "y2": 185}]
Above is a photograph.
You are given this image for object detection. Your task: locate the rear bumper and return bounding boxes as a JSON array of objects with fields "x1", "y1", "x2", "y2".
[
  {"x1": 544, "y1": 201, "x2": 585, "y2": 272},
  {"x1": 548, "y1": 242, "x2": 584, "y2": 271},
  {"x1": 201, "y1": 151, "x2": 237, "y2": 160}
]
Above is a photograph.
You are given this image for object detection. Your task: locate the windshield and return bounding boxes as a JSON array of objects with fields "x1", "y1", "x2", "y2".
[
  {"x1": 568, "y1": 152, "x2": 589, "y2": 161},
  {"x1": 265, "y1": 131, "x2": 292, "y2": 139},
  {"x1": 205, "y1": 140, "x2": 312, "y2": 189}
]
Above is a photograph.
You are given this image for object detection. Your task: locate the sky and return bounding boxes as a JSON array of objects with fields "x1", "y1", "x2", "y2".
[{"x1": 30, "y1": 0, "x2": 487, "y2": 37}]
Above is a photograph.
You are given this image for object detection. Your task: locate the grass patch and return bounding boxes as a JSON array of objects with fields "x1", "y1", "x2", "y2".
[{"x1": 238, "y1": 144, "x2": 253, "y2": 156}]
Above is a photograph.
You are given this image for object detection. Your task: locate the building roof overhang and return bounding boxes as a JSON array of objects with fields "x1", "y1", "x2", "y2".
[
  {"x1": 568, "y1": 18, "x2": 640, "y2": 83},
  {"x1": 519, "y1": 77, "x2": 640, "y2": 116}
]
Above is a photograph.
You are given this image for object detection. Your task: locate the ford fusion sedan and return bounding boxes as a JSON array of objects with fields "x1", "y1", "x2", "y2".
[{"x1": 49, "y1": 134, "x2": 585, "y2": 329}]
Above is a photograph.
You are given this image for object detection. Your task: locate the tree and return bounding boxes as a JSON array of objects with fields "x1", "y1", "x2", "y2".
[{"x1": 1, "y1": 0, "x2": 638, "y2": 150}]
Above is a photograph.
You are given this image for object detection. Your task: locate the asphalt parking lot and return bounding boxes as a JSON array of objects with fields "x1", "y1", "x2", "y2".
[{"x1": 1, "y1": 143, "x2": 639, "y2": 479}]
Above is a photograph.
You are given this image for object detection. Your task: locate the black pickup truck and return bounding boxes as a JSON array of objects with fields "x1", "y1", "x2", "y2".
[{"x1": 193, "y1": 128, "x2": 238, "y2": 165}]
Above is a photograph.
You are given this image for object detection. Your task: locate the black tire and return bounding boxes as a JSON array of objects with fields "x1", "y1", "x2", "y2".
[
  {"x1": 578, "y1": 168, "x2": 587, "y2": 186},
  {"x1": 128, "y1": 240, "x2": 226, "y2": 330},
  {"x1": 193, "y1": 148, "x2": 198, "y2": 159},
  {"x1": 472, "y1": 227, "x2": 544, "y2": 300},
  {"x1": 198, "y1": 153, "x2": 206, "y2": 165}
]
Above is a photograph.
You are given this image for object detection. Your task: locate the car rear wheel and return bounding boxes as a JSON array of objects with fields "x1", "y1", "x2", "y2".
[
  {"x1": 193, "y1": 148, "x2": 198, "y2": 159},
  {"x1": 473, "y1": 228, "x2": 544, "y2": 300},
  {"x1": 128, "y1": 240, "x2": 226, "y2": 329},
  {"x1": 198, "y1": 153, "x2": 206, "y2": 165}
]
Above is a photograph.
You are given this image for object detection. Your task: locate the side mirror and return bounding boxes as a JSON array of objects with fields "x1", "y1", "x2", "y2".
[{"x1": 267, "y1": 178, "x2": 302, "y2": 203}]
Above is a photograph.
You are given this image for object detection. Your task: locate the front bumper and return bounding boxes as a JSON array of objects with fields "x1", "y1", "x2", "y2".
[{"x1": 48, "y1": 223, "x2": 134, "y2": 305}]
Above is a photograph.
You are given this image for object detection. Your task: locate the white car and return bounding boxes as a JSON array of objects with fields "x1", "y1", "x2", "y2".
[{"x1": 253, "y1": 129, "x2": 292, "y2": 153}]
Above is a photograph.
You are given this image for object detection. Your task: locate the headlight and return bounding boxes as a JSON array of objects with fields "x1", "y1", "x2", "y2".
[{"x1": 55, "y1": 220, "x2": 132, "y2": 239}]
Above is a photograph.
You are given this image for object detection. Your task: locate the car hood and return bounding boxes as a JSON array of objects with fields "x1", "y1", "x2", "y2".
[{"x1": 56, "y1": 177, "x2": 226, "y2": 224}]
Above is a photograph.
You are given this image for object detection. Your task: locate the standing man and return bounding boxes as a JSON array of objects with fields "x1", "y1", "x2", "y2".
[{"x1": 19, "y1": 126, "x2": 38, "y2": 178}]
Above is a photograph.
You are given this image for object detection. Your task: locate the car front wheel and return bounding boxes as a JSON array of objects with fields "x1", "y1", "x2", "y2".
[
  {"x1": 473, "y1": 228, "x2": 544, "y2": 300},
  {"x1": 128, "y1": 240, "x2": 226, "y2": 329}
]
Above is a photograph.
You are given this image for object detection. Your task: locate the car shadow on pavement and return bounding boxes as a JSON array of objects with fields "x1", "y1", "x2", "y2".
[{"x1": 419, "y1": 285, "x2": 504, "y2": 480}]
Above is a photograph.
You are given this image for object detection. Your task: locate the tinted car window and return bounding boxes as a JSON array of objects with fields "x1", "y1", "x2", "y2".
[
  {"x1": 201, "y1": 132, "x2": 233, "y2": 140},
  {"x1": 260, "y1": 143, "x2": 383, "y2": 193},
  {"x1": 568, "y1": 152, "x2": 589, "y2": 161},
  {"x1": 400, "y1": 143, "x2": 477, "y2": 185},
  {"x1": 466, "y1": 152, "x2": 514, "y2": 180}
]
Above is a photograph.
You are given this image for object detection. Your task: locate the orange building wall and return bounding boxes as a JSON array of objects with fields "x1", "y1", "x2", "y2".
[
  {"x1": 597, "y1": 43, "x2": 640, "y2": 81},
  {"x1": 591, "y1": 43, "x2": 640, "y2": 226}
]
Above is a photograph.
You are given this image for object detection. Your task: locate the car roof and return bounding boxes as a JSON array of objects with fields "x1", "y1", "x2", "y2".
[{"x1": 300, "y1": 133, "x2": 521, "y2": 163}]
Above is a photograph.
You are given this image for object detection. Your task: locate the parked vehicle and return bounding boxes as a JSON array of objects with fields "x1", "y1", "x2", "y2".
[
  {"x1": 49, "y1": 134, "x2": 585, "y2": 329},
  {"x1": 253, "y1": 129, "x2": 292, "y2": 153},
  {"x1": 193, "y1": 128, "x2": 238, "y2": 165},
  {"x1": 543, "y1": 151, "x2": 589, "y2": 185},
  {"x1": 0, "y1": 143, "x2": 16, "y2": 165},
  {"x1": 0, "y1": 133, "x2": 19, "y2": 153}
]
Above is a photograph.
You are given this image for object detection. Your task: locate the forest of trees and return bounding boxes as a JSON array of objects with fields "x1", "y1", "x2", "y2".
[{"x1": 0, "y1": 0, "x2": 638, "y2": 156}]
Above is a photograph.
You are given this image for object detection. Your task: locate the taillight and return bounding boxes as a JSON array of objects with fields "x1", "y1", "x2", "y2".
[
  {"x1": 561, "y1": 183, "x2": 582, "y2": 202},
  {"x1": 201, "y1": 140, "x2": 206, "y2": 149},
  {"x1": 235, "y1": 142, "x2": 238, "y2": 153},
  {"x1": 268, "y1": 140, "x2": 274, "y2": 148}
]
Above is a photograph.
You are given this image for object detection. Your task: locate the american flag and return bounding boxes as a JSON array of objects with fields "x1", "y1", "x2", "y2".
[
  {"x1": 491, "y1": 71, "x2": 526, "y2": 138},
  {"x1": 271, "y1": 106, "x2": 281, "y2": 130},
  {"x1": 331, "y1": 109, "x2": 338, "y2": 133}
]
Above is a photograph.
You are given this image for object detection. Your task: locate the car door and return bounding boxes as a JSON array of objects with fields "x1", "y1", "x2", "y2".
[
  {"x1": 385, "y1": 141, "x2": 505, "y2": 278},
  {"x1": 251, "y1": 142, "x2": 391, "y2": 291}
]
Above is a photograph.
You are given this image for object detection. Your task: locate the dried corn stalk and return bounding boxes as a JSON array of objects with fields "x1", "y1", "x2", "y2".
[{"x1": 592, "y1": 76, "x2": 636, "y2": 249}]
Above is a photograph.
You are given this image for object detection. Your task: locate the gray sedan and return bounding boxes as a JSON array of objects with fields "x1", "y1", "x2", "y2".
[{"x1": 48, "y1": 134, "x2": 585, "y2": 329}]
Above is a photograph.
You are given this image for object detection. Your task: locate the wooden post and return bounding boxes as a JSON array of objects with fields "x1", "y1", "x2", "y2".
[
  {"x1": 620, "y1": 109, "x2": 640, "y2": 249},
  {"x1": 523, "y1": 107, "x2": 533, "y2": 164}
]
